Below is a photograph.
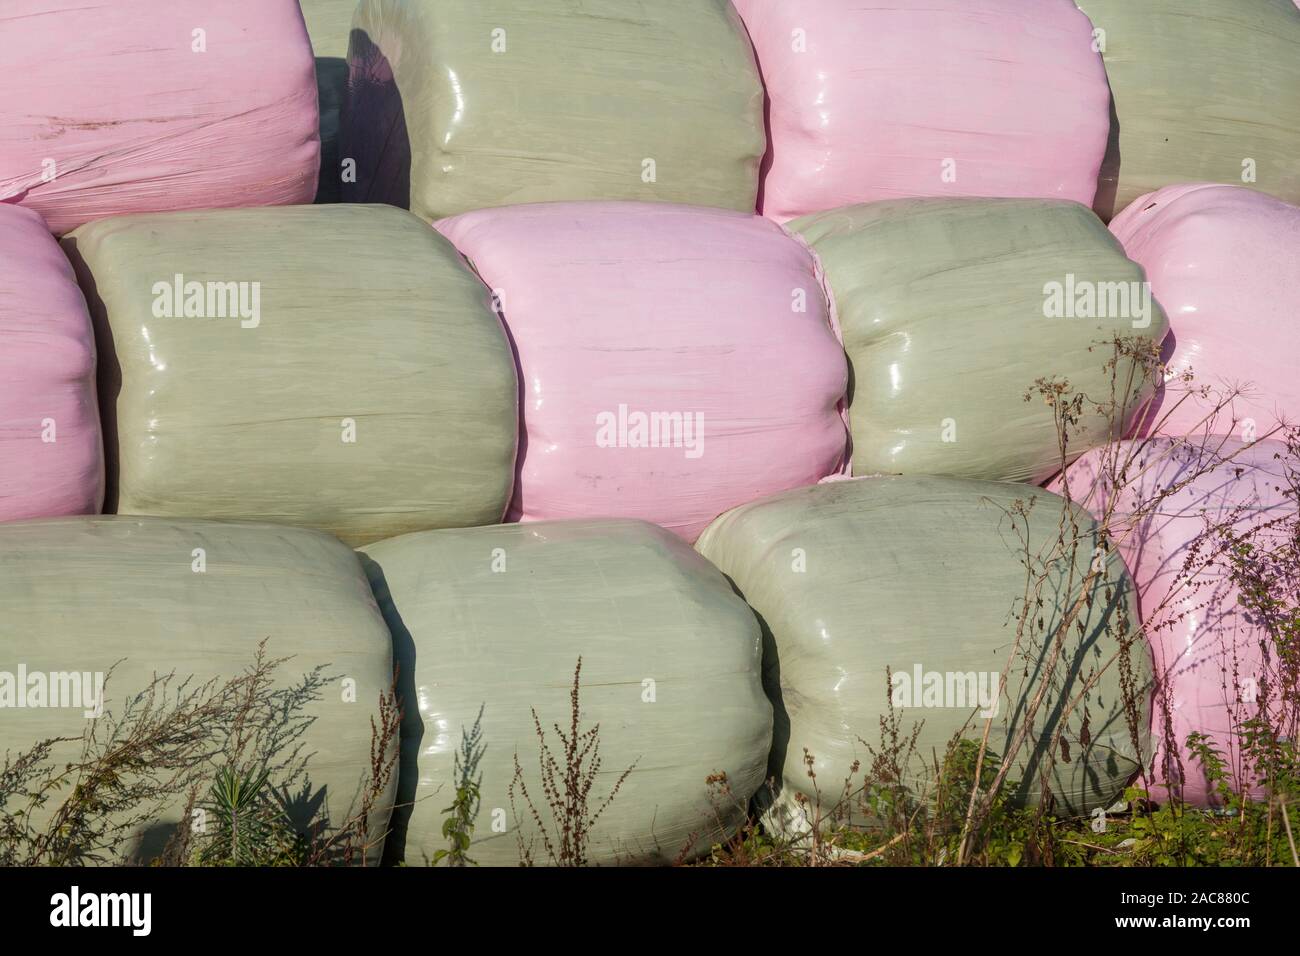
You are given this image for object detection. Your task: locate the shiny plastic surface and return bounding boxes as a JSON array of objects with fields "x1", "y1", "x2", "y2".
[
  {"x1": 300, "y1": 0, "x2": 356, "y2": 56},
  {"x1": 731, "y1": 0, "x2": 1109, "y2": 222},
  {"x1": 360, "y1": 518, "x2": 772, "y2": 866},
  {"x1": 63, "y1": 204, "x2": 518, "y2": 547},
  {"x1": 1076, "y1": 0, "x2": 1300, "y2": 221},
  {"x1": 1110, "y1": 184, "x2": 1300, "y2": 440},
  {"x1": 694, "y1": 475, "x2": 1150, "y2": 821},
  {"x1": 1051, "y1": 439, "x2": 1291, "y2": 805},
  {"x1": 435, "y1": 201, "x2": 850, "y2": 542},
  {"x1": 0, "y1": 516, "x2": 395, "y2": 864},
  {"x1": 0, "y1": 0, "x2": 319, "y2": 235},
  {"x1": 0, "y1": 205, "x2": 102, "y2": 522},
  {"x1": 794, "y1": 198, "x2": 1168, "y2": 483},
  {"x1": 342, "y1": 0, "x2": 765, "y2": 220}
]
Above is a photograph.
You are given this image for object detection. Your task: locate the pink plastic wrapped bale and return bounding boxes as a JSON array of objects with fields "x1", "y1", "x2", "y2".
[
  {"x1": 435, "y1": 202, "x2": 850, "y2": 541},
  {"x1": 1052, "y1": 438, "x2": 1294, "y2": 805},
  {"x1": 1111, "y1": 184, "x2": 1300, "y2": 442},
  {"x1": 731, "y1": 0, "x2": 1111, "y2": 222},
  {"x1": 0, "y1": 1, "x2": 319, "y2": 235},
  {"x1": 0, "y1": 205, "x2": 102, "y2": 521}
]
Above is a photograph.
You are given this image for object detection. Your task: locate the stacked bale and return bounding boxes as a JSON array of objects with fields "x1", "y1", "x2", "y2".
[
  {"x1": 0, "y1": 0, "x2": 319, "y2": 234},
  {"x1": 0, "y1": 0, "x2": 1292, "y2": 867},
  {"x1": 793, "y1": 198, "x2": 1169, "y2": 483},
  {"x1": 0, "y1": 206, "x2": 102, "y2": 521},
  {"x1": 695, "y1": 475, "x2": 1152, "y2": 824},
  {"x1": 435, "y1": 201, "x2": 850, "y2": 541},
  {"x1": 342, "y1": 0, "x2": 765, "y2": 220},
  {"x1": 1075, "y1": 0, "x2": 1300, "y2": 220},
  {"x1": 63, "y1": 204, "x2": 518, "y2": 546},
  {"x1": 360, "y1": 518, "x2": 772, "y2": 866},
  {"x1": 1053, "y1": 439, "x2": 1293, "y2": 805},
  {"x1": 1110, "y1": 184, "x2": 1300, "y2": 440},
  {"x1": 731, "y1": 0, "x2": 1109, "y2": 221},
  {"x1": 0, "y1": 516, "x2": 395, "y2": 864}
]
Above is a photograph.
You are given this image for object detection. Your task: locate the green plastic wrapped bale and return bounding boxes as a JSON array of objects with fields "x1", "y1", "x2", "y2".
[
  {"x1": 695, "y1": 475, "x2": 1152, "y2": 825},
  {"x1": 342, "y1": 0, "x2": 765, "y2": 220},
  {"x1": 300, "y1": 0, "x2": 355, "y2": 58},
  {"x1": 0, "y1": 516, "x2": 395, "y2": 865},
  {"x1": 360, "y1": 518, "x2": 772, "y2": 866},
  {"x1": 1076, "y1": 0, "x2": 1300, "y2": 220},
  {"x1": 794, "y1": 198, "x2": 1168, "y2": 483},
  {"x1": 63, "y1": 204, "x2": 518, "y2": 548},
  {"x1": 300, "y1": 0, "x2": 358, "y2": 203}
]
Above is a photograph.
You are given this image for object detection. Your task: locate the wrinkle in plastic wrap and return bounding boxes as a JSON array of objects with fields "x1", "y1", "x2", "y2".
[
  {"x1": 731, "y1": 0, "x2": 1110, "y2": 222},
  {"x1": 1050, "y1": 439, "x2": 1293, "y2": 806},
  {"x1": 1110, "y1": 184, "x2": 1300, "y2": 441},
  {"x1": 0, "y1": 516, "x2": 395, "y2": 865},
  {"x1": 694, "y1": 475, "x2": 1152, "y2": 824},
  {"x1": 435, "y1": 201, "x2": 851, "y2": 542},
  {"x1": 360, "y1": 518, "x2": 773, "y2": 866},
  {"x1": 62, "y1": 204, "x2": 518, "y2": 547},
  {"x1": 0, "y1": 205, "x2": 103, "y2": 521},
  {"x1": 342, "y1": 0, "x2": 766, "y2": 221},
  {"x1": 1075, "y1": 0, "x2": 1300, "y2": 221},
  {"x1": 793, "y1": 198, "x2": 1169, "y2": 484},
  {"x1": 0, "y1": 0, "x2": 320, "y2": 235}
]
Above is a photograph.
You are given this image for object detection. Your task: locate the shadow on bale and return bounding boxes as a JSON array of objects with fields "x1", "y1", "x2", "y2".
[{"x1": 340, "y1": 30, "x2": 410, "y2": 210}]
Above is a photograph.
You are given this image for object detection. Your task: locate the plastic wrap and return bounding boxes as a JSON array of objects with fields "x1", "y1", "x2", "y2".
[
  {"x1": 1051, "y1": 439, "x2": 1292, "y2": 805},
  {"x1": 0, "y1": 206, "x2": 102, "y2": 522},
  {"x1": 63, "y1": 204, "x2": 518, "y2": 547},
  {"x1": 342, "y1": 0, "x2": 765, "y2": 221},
  {"x1": 1075, "y1": 0, "x2": 1300, "y2": 221},
  {"x1": 435, "y1": 201, "x2": 850, "y2": 542},
  {"x1": 0, "y1": 516, "x2": 395, "y2": 864},
  {"x1": 360, "y1": 518, "x2": 772, "y2": 866},
  {"x1": 730, "y1": 0, "x2": 1109, "y2": 222},
  {"x1": 793, "y1": 198, "x2": 1168, "y2": 483},
  {"x1": 300, "y1": 0, "x2": 359, "y2": 203},
  {"x1": 1110, "y1": 184, "x2": 1300, "y2": 440},
  {"x1": 695, "y1": 475, "x2": 1151, "y2": 822},
  {"x1": 0, "y1": 0, "x2": 319, "y2": 235},
  {"x1": 300, "y1": 0, "x2": 357, "y2": 54}
]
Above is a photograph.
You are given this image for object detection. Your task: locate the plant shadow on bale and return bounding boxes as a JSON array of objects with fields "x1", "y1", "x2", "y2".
[
  {"x1": 0, "y1": 642, "x2": 398, "y2": 866},
  {"x1": 1000, "y1": 537, "x2": 1142, "y2": 813},
  {"x1": 341, "y1": 30, "x2": 410, "y2": 209},
  {"x1": 723, "y1": 510, "x2": 1143, "y2": 830},
  {"x1": 143, "y1": 659, "x2": 337, "y2": 865}
]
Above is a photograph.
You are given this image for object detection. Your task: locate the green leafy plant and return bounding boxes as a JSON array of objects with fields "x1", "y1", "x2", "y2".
[
  {"x1": 432, "y1": 704, "x2": 486, "y2": 867},
  {"x1": 196, "y1": 765, "x2": 304, "y2": 866},
  {"x1": 1, "y1": 641, "x2": 400, "y2": 868}
]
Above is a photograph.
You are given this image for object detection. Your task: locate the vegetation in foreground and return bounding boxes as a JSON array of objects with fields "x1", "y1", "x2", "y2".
[
  {"x1": 3, "y1": 341, "x2": 1297, "y2": 867},
  {"x1": 694, "y1": 339, "x2": 1300, "y2": 867}
]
